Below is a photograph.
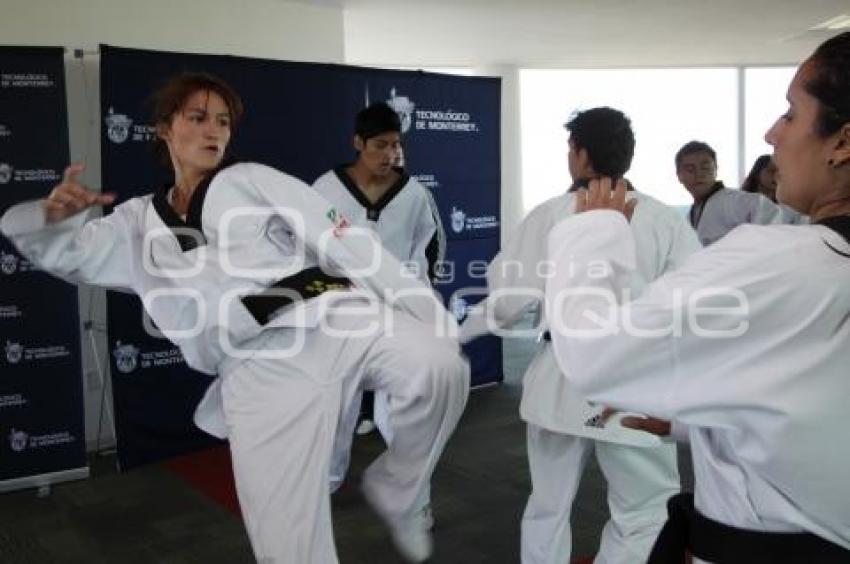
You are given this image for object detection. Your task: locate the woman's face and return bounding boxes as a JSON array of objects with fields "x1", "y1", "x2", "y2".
[
  {"x1": 158, "y1": 89, "x2": 231, "y2": 179},
  {"x1": 764, "y1": 60, "x2": 835, "y2": 214}
]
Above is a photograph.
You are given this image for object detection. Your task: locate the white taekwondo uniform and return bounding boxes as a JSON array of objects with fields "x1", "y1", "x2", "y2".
[
  {"x1": 1, "y1": 162, "x2": 469, "y2": 564},
  {"x1": 460, "y1": 188, "x2": 700, "y2": 564},
  {"x1": 313, "y1": 166, "x2": 445, "y2": 284},
  {"x1": 689, "y1": 183, "x2": 806, "y2": 246},
  {"x1": 545, "y1": 211, "x2": 850, "y2": 562},
  {"x1": 313, "y1": 166, "x2": 447, "y2": 493}
]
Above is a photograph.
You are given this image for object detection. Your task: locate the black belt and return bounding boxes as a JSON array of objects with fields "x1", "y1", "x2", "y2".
[
  {"x1": 240, "y1": 266, "x2": 351, "y2": 325},
  {"x1": 648, "y1": 493, "x2": 850, "y2": 563}
]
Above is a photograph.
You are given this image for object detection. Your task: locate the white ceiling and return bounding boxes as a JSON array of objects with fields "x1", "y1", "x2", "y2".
[{"x1": 334, "y1": 0, "x2": 849, "y2": 68}]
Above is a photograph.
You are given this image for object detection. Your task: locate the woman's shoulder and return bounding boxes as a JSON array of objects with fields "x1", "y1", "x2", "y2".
[
  {"x1": 725, "y1": 221, "x2": 812, "y2": 241},
  {"x1": 311, "y1": 168, "x2": 339, "y2": 189},
  {"x1": 112, "y1": 193, "x2": 153, "y2": 215},
  {"x1": 710, "y1": 222, "x2": 827, "y2": 265},
  {"x1": 211, "y1": 162, "x2": 310, "y2": 195}
]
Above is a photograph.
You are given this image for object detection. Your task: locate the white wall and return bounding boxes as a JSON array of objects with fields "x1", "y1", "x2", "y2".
[
  {"x1": 2, "y1": 0, "x2": 344, "y2": 62},
  {"x1": 473, "y1": 66, "x2": 523, "y2": 240},
  {"x1": 520, "y1": 68, "x2": 741, "y2": 210},
  {"x1": 2, "y1": 0, "x2": 345, "y2": 453},
  {"x1": 340, "y1": 1, "x2": 827, "y2": 68}
]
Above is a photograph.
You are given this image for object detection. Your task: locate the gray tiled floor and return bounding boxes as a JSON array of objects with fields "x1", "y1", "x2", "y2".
[{"x1": 0, "y1": 332, "x2": 692, "y2": 563}]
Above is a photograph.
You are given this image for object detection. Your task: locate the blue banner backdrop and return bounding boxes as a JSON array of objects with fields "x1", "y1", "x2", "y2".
[
  {"x1": 100, "y1": 44, "x2": 502, "y2": 468},
  {"x1": 0, "y1": 47, "x2": 88, "y2": 488}
]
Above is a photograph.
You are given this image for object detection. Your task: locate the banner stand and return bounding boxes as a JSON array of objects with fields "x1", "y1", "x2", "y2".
[
  {"x1": 85, "y1": 323, "x2": 118, "y2": 454},
  {"x1": 0, "y1": 46, "x2": 89, "y2": 492},
  {"x1": 0, "y1": 467, "x2": 90, "y2": 495}
]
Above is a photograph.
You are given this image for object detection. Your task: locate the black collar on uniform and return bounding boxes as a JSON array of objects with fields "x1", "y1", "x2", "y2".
[
  {"x1": 187, "y1": 155, "x2": 239, "y2": 231},
  {"x1": 332, "y1": 164, "x2": 410, "y2": 222},
  {"x1": 689, "y1": 181, "x2": 725, "y2": 228},
  {"x1": 696, "y1": 181, "x2": 726, "y2": 204},
  {"x1": 151, "y1": 155, "x2": 239, "y2": 252},
  {"x1": 152, "y1": 185, "x2": 195, "y2": 248},
  {"x1": 817, "y1": 215, "x2": 850, "y2": 257}
]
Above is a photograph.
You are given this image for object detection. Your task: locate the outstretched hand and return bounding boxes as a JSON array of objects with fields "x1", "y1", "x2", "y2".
[
  {"x1": 575, "y1": 177, "x2": 637, "y2": 222},
  {"x1": 43, "y1": 164, "x2": 115, "y2": 224}
]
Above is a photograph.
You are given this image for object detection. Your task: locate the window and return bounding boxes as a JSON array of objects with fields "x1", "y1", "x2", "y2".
[
  {"x1": 743, "y1": 67, "x2": 796, "y2": 176},
  {"x1": 520, "y1": 68, "x2": 739, "y2": 211}
]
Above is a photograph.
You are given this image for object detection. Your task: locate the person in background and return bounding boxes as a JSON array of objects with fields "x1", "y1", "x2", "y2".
[
  {"x1": 741, "y1": 154, "x2": 778, "y2": 201},
  {"x1": 676, "y1": 140, "x2": 803, "y2": 246},
  {"x1": 461, "y1": 107, "x2": 699, "y2": 564},
  {"x1": 312, "y1": 101, "x2": 446, "y2": 528}
]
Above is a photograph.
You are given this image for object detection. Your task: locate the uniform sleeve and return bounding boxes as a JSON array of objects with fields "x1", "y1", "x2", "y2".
[
  {"x1": 235, "y1": 164, "x2": 455, "y2": 330},
  {"x1": 411, "y1": 186, "x2": 445, "y2": 285},
  {"x1": 459, "y1": 200, "x2": 563, "y2": 343},
  {"x1": 747, "y1": 192, "x2": 788, "y2": 225},
  {"x1": 544, "y1": 210, "x2": 773, "y2": 423},
  {"x1": 778, "y1": 203, "x2": 809, "y2": 225},
  {"x1": 664, "y1": 215, "x2": 702, "y2": 272},
  {"x1": 310, "y1": 171, "x2": 332, "y2": 194},
  {"x1": 1, "y1": 199, "x2": 135, "y2": 289}
]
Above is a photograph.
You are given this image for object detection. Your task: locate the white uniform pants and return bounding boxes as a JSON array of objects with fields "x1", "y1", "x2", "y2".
[
  {"x1": 521, "y1": 424, "x2": 680, "y2": 564},
  {"x1": 329, "y1": 390, "x2": 382, "y2": 491},
  {"x1": 220, "y1": 309, "x2": 470, "y2": 563}
]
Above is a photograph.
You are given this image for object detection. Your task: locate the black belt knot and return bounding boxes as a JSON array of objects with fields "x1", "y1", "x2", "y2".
[{"x1": 241, "y1": 266, "x2": 351, "y2": 325}]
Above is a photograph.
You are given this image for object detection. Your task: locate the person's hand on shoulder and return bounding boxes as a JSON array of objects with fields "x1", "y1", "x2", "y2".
[{"x1": 574, "y1": 177, "x2": 637, "y2": 221}]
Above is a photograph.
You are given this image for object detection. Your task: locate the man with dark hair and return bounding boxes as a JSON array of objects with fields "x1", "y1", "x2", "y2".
[
  {"x1": 565, "y1": 106, "x2": 636, "y2": 179},
  {"x1": 312, "y1": 101, "x2": 446, "y2": 536},
  {"x1": 675, "y1": 140, "x2": 802, "y2": 245},
  {"x1": 461, "y1": 106, "x2": 699, "y2": 564},
  {"x1": 675, "y1": 140, "x2": 716, "y2": 169},
  {"x1": 314, "y1": 103, "x2": 444, "y2": 286}
]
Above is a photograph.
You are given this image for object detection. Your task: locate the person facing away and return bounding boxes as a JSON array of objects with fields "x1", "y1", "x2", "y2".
[
  {"x1": 676, "y1": 140, "x2": 804, "y2": 246},
  {"x1": 543, "y1": 30, "x2": 850, "y2": 563},
  {"x1": 0, "y1": 72, "x2": 468, "y2": 564},
  {"x1": 461, "y1": 106, "x2": 700, "y2": 564}
]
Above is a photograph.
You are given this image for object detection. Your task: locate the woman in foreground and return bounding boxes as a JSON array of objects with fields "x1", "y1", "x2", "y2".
[
  {"x1": 1, "y1": 72, "x2": 468, "y2": 563},
  {"x1": 544, "y1": 32, "x2": 850, "y2": 563}
]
